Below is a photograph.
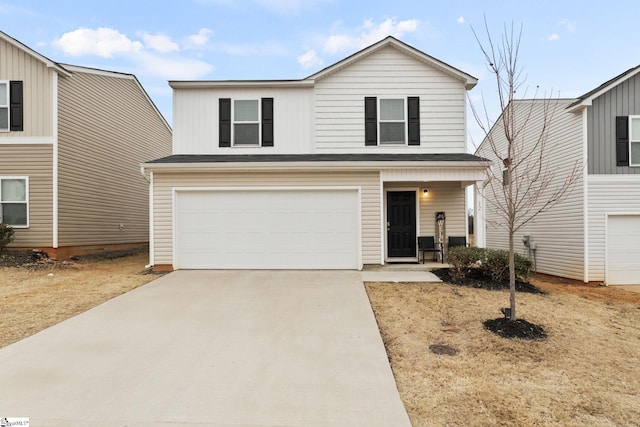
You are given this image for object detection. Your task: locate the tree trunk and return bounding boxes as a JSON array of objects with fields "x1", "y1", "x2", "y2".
[{"x1": 509, "y1": 229, "x2": 516, "y2": 321}]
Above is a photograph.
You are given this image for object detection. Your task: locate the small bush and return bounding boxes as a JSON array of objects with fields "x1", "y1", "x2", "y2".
[
  {"x1": 447, "y1": 246, "x2": 532, "y2": 282},
  {"x1": 0, "y1": 223, "x2": 15, "y2": 253}
]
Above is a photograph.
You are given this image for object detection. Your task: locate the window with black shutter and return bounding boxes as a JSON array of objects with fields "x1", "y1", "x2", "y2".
[
  {"x1": 219, "y1": 98, "x2": 231, "y2": 147},
  {"x1": 616, "y1": 116, "x2": 629, "y2": 166},
  {"x1": 9, "y1": 81, "x2": 23, "y2": 132},
  {"x1": 364, "y1": 96, "x2": 420, "y2": 146}
]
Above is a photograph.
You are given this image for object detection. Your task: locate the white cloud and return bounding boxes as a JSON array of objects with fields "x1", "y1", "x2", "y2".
[
  {"x1": 297, "y1": 49, "x2": 323, "y2": 69},
  {"x1": 136, "y1": 51, "x2": 214, "y2": 80},
  {"x1": 186, "y1": 28, "x2": 214, "y2": 48},
  {"x1": 53, "y1": 27, "x2": 143, "y2": 58},
  {"x1": 323, "y1": 18, "x2": 421, "y2": 55},
  {"x1": 558, "y1": 18, "x2": 577, "y2": 32},
  {"x1": 548, "y1": 33, "x2": 560, "y2": 41},
  {"x1": 142, "y1": 33, "x2": 179, "y2": 53},
  {"x1": 457, "y1": 16, "x2": 465, "y2": 24}
]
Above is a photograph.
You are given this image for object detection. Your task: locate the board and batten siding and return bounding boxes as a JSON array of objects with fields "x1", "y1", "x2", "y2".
[
  {"x1": 57, "y1": 69, "x2": 171, "y2": 246},
  {"x1": 479, "y1": 99, "x2": 585, "y2": 280},
  {"x1": 314, "y1": 45, "x2": 467, "y2": 153},
  {"x1": 172, "y1": 87, "x2": 313, "y2": 154},
  {"x1": 0, "y1": 144, "x2": 53, "y2": 246},
  {"x1": 152, "y1": 171, "x2": 381, "y2": 267},
  {"x1": 588, "y1": 72, "x2": 640, "y2": 174},
  {"x1": 587, "y1": 175, "x2": 640, "y2": 282},
  {"x1": 0, "y1": 36, "x2": 53, "y2": 138}
]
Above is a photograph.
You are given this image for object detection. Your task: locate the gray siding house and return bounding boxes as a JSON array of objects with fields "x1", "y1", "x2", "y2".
[
  {"x1": 143, "y1": 37, "x2": 488, "y2": 270},
  {"x1": 476, "y1": 66, "x2": 640, "y2": 285},
  {"x1": 0, "y1": 31, "x2": 172, "y2": 258}
]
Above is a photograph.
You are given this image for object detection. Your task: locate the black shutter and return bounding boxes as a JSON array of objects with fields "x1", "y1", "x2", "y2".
[
  {"x1": 616, "y1": 116, "x2": 629, "y2": 166},
  {"x1": 408, "y1": 96, "x2": 420, "y2": 146},
  {"x1": 9, "y1": 81, "x2": 23, "y2": 132},
  {"x1": 365, "y1": 97, "x2": 377, "y2": 146},
  {"x1": 261, "y1": 98, "x2": 273, "y2": 147},
  {"x1": 219, "y1": 98, "x2": 231, "y2": 147}
]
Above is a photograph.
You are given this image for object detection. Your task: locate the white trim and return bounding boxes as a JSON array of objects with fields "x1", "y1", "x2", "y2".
[
  {"x1": 629, "y1": 115, "x2": 640, "y2": 167},
  {"x1": 588, "y1": 174, "x2": 640, "y2": 183},
  {"x1": 582, "y1": 108, "x2": 589, "y2": 283},
  {"x1": 232, "y1": 99, "x2": 261, "y2": 147},
  {"x1": 0, "y1": 176, "x2": 29, "y2": 228},
  {"x1": 567, "y1": 67, "x2": 640, "y2": 113},
  {"x1": 378, "y1": 97, "x2": 407, "y2": 146},
  {"x1": 0, "y1": 80, "x2": 8, "y2": 132},
  {"x1": 149, "y1": 171, "x2": 154, "y2": 267},
  {"x1": 170, "y1": 80, "x2": 315, "y2": 89},
  {"x1": 379, "y1": 176, "x2": 385, "y2": 265},
  {"x1": 52, "y1": 72, "x2": 59, "y2": 248},
  {"x1": 0, "y1": 137, "x2": 54, "y2": 144},
  {"x1": 383, "y1": 187, "x2": 420, "y2": 262},
  {"x1": 172, "y1": 186, "x2": 363, "y2": 270},
  {"x1": 604, "y1": 212, "x2": 640, "y2": 285}
]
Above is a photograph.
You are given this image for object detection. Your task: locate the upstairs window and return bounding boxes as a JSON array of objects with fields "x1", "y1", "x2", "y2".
[
  {"x1": 630, "y1": 116, "x2": 640, "y2": 166},
  {"x1": 0, "y1": 80, "x2": 24, "y2": 132},
  {"x1": 219, "y1": 98, "x2": 274, "y2": 148},
  {"x1": 0, "y1": 177, "x2": 28, "y2": 227},
  {"x1": 365, "y1": 96, "x2": 420, "y2": 146}
]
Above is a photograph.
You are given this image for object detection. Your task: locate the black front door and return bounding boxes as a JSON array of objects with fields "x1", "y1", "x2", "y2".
[{"x1": 387, "y1": 191, "x2": 416, "y2": 258}]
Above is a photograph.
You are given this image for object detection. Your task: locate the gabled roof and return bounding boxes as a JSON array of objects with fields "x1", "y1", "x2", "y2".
[
  {"x1": 567, "y1": 64, "x2": 640, "y2": 112},
  {"x1": 170, "y1": 36, "x2": 478, "y2": 90},
  {"x1": 0, "y1": 31, "x2": 72, "y2": 77},
  {"x1": 307, "y1": 36, "x2": 478, "y2": 90}
]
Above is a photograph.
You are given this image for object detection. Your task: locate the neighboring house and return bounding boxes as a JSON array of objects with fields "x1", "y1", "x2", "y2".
[
  {"x1": 142, "y1": 36, "x2": 488, "y2": 270},
  {"x1": 0, "y1": 31, "x2": 172, "y2": 258},
  {"x1": 475, "y1": 66, "x2": 640, "y2": 285}
]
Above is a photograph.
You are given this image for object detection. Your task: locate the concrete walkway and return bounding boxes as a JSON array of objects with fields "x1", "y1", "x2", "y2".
[{"x1": 0, "y1": 270, "x2": 411, "y2": 427}]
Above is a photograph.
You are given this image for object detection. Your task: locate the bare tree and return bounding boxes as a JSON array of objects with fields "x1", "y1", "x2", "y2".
[{"x1": 471, "y1": 21, "x2": 581, "y2": 321}]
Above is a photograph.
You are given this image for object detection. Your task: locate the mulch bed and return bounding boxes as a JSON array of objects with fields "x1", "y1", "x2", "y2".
[
  {"x1": 432, "y1": 268, "x2": 544, "y2": 294},
  {"x1": 483, "y1": 318, "x2": 548, "y2": 340},
  {"x1": 0, "y1": 248, "x2": 148, "y2": 269}
]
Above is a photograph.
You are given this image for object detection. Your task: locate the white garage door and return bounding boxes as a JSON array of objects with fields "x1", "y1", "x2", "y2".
[
  {"x1": 175, "y1": 189, "x2": 360, "y2": 269},
  {"x1": 607, "y1": 215, "x2": 640, "y2": 285}
]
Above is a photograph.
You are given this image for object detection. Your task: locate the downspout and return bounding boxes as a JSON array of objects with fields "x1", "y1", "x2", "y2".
[
  {"x1": 52, "y1": 71, "x2": 59, "y2": 249},
  {"x1": 140, "y1": 166, "x2": 154, "y2": 269}
]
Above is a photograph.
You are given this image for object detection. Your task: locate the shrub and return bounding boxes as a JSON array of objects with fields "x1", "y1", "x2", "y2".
[
  {"x1": 447, "y1": 246, "x2": 532, "y2": 282},
  {"x1": 0, "y1": 223, "x2": 15, "y2": 254}
]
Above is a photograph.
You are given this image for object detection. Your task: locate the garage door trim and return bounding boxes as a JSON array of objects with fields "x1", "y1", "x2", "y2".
[
  {"x1": 605, "y1": 212, "x2": 640, "y2": 285},
  {"x1": 172, "y1": 186, "x2": 362, "y2": 270}
]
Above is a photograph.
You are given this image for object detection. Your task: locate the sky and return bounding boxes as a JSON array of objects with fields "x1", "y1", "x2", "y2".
[{"x1": 1, "y1": 0, "x2": 639, "y2": 149}]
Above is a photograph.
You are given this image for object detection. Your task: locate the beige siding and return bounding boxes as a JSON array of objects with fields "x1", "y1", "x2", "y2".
[
  {"x1": 315, "y1": 45, "x2": 467, "y2": 153},
  {"x1": 587, "y1": 176, "x2": 640, "y2": 282},
  {"x1": 0, "y1": 37, "x2": 53, "y2": 137},
  {"x1": 173, "y1": 87, "x2": 313, "y2": 154},
  {"x1": 478, "y1": 99, "x2": 585, "y2": 280},
  {"x1": 57, "y1": 70, "x2": 171, "y2": 246},
  {"x1": 152, "y1": 171, "x2": 381, "y2": 266},
  {"x1": 0, "y1": 144, "x2": 53, "y2": 246}
]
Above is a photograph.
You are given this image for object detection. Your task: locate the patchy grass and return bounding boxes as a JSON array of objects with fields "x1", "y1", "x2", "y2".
[
  {"x1": 0, "y1": 252, "x2": 162, "y2": 349},
  {"x1": 366, "y1": 279, "x2": 640, "y2": 426}
]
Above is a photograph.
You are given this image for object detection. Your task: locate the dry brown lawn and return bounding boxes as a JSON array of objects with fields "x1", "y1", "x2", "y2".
[
  {"x1": 366, "y1": 278, "x2": 640, "y2": 427},
  {"x1": 0, "y1": 252, "x2": 160, "y2": 349},
  {"x1": 2, "y1": 253, "x2": 640, "y2": 426}
]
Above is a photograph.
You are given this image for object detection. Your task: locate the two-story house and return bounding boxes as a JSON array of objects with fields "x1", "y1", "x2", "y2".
[
  {"x1": 0, "y1": 31, "x2": 172, "y2": 258},
  {"x1": 475, "y1": 66, "x2": 640, "y2": 285},
  {"x1": 143, "y1": 37, "x2": 487, "y2": 270}
]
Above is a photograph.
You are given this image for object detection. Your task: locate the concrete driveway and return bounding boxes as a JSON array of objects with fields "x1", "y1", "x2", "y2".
[{"x1": 0, "y1": 270, "x2": 411, "y2": 426}]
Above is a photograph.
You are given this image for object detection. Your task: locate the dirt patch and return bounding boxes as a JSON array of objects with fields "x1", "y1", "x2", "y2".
[
  {"x1": 483, "y1": 317, "x2": 548, "y2": 340},
  {"x1": 0, "y1": 250, "x2": 164, "y2": 349}
]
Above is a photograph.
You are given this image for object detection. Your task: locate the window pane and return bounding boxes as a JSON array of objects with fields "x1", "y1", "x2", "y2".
[
  {"x1": 631, "y1": 118, "x2": 640, "y2": 141},
  {"x1": 2, "y1": 203, "x2": 27, "y2": 226},
  {"x1": 0, "y1": 108, "x2": 7, "y2": 130},
  {"x1": 380, "y1": 99, "x2": 404, "y2": 120},
  {"x1": 234, "y1": 100, "x2": 258, "y2": 122},
  {"x1": 234, "y1": 123, "x2": 259, "y2": 145},
  {"x1": 380, "y1": 123, "x2": 405, "y2": 144},
  {"x1": 1, "y1": 179, "x2": 26, "y2": 201},
  {"x1": 0, "y1": 83, "x2": 7, "y2": 105},
  {"x1": 631, "y1": 142, "x2": 640, "y2": 165}
]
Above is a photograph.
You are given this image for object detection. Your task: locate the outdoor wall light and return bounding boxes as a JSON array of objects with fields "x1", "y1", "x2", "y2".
[{"x1": 422, "y1": 188, "x2": 429, "y2": 195}]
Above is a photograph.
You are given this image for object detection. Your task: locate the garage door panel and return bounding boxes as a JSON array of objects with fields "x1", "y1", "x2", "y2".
[
  {"x1": 607, "y1": 215, "x2": 640, "y2": 285},
  {"x1": 175, "y1": 190, "x2": 359, "y2": 269}
]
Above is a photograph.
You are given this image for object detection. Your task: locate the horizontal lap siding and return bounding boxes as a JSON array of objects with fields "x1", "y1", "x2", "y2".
[
  {"x1": 315, "y1": 46, "x2": 467, "y2": 153},
  {"x1": 587, "y1": 176, "x2": 640, "y2": 281},
  {"x1": 0, "y1": 145, "x2": 53, "y2": 246},
  {"x1": 479, "y1": 100, "x2": 585, "y2": 280},
  {"x1": 57, "y1": 71, "x2": 171, "y2": 246},
  {"x1": 0, "y1": 37, "x2": 53, "y2": 137},
  {"x1": 152, "y1": 171, "x2": 381, "y2": 266}
]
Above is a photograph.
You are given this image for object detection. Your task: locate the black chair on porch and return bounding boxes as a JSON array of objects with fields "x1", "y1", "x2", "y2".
[{"x1": 417, "y1": 236, "x2": 444, "y2": 264}]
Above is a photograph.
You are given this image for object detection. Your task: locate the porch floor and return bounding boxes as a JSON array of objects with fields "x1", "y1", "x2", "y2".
[{"x1": 361, "y1": 262, "x2": 447, "y2": 283}]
